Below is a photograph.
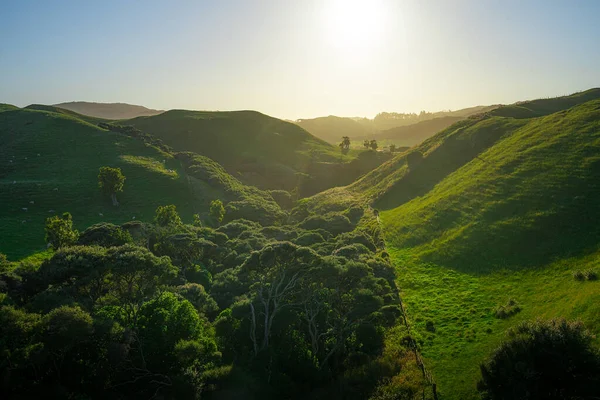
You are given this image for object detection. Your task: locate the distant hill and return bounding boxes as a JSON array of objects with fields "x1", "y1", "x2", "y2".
[
  {"x1": 294, "y1": 105, "x2": 498, "y2": 146},
  {"x1": 0, "y1": 106, "x2": 283, "y2": 259},
  {"x1": 123, "y1": 110, "x2": 389, "y2": 194},
  {"x1": 294, "y1": 115, "x2": 371, "y2": 144},
  {"x1": 362, "y1": 116, "x2": 463, "y2": 147},
  {"x1": 54, "y1": 101, "x2": 164, "y2": 119}
]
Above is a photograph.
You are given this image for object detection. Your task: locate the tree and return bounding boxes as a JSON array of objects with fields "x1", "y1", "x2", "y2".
[
  {"x1": 209, "y1": 199, "x2": 225, "y2": 227},
  {"x1": 369, "y1": 139, "x2": 378, "y2": 150},
  {"x1": 339, "y1": 136, "x2": 350, "y2": 155},
  {"x1": 363, "y1": 140, "x2": 370, "y2": 149},
  {"x1": 44, "y1": 212, "x2": 78, "y2": 249},
  {"x1": 389, "y1": 144, "x2": 396, "y2": 153},
  {"x1": 238, "y1": 242, "x2": 317, "y2": 355},
  {"x1": 478, "y1": 319, "x2": 600, "y2": 400},
  {"x1": 155, "y1": 204, "x2": 182, "y2": 227},
  {"x1": 98, "y1": 167, "x2": 125, "y2": 206}
]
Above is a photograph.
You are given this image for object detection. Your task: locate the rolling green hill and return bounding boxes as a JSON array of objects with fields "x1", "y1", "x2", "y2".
[
  {"x1": 0, "y1": 107, "x2": 283, "y2": 260},
  {"x1": 54, "y1": 101, "x2": 164, "y2": 119},
  {"x1": 123, "y1": 110, "x2": 385, "y2": 194},
  {"x1": 295, "y1": 89, "x2": 600, "y2": 399}
]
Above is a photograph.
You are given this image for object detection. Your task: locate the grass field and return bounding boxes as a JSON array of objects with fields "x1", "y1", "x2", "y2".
[
  {"x1": 0, "y1": 107, "x2": 283, "y2": 259},
  {"x1": 387, "y1": 247, "x2": 600, "y2": 399},
  {"x1": 0, "y1": 107, "x2": 199, "y2": 259}
]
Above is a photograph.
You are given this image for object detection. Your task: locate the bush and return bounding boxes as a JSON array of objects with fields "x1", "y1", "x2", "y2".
[
  {"x1": 573, "y1": 270, "x2": 586, "y2": 281},
  {"x1": 224, "y1": 198, "x2": 287, "y2": 226},
  {"x1": 78, "y1": 223, "x2": 133, "y2": 247},
  {"x1": 494, "y1": 299, "x2": 521, "y2": 319},
  {"x1": 478, "y1": 319, "x2": 600, "y2": 399},
  {"x1": 584, "y1": 269, "x2": 598, "y2": 281},
  {"x1": 332, "y1": 243, "x2": 373, "y2": 260},
  {"x1": 298, "y1": 213, "x2": 354, "y2": 235},
  {"x1": 335, "y1": 231, "x2": 376, "y2": 252},
  {"x1": 217, "y1": 219, "x2": 261, "y2": 239},
  {"x1": 293, "y1": 231, "x2": 325, "y2": 247}
]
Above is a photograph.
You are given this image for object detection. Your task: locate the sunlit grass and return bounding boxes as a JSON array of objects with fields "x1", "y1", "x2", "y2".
[{"x1": 388, "y1": 247, "x2": 600, "y2": 400}]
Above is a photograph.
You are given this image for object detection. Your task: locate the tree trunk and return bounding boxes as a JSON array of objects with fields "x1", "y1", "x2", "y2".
[{"x1": 111, "y1": 192, "x2": 119, "y2": 206}]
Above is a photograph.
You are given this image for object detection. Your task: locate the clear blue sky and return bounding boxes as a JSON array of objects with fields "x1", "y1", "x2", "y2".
[{"x1": 1, "y1": 0, "x2": 599, "y2": 119}]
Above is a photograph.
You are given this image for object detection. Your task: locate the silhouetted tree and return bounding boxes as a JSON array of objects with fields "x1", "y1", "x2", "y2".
[
  {"x1": 339, "y1": 136, "x2": 351, "y2": 155},
  {"x1": 369, "y1": 140, "x2": 378, "y2": 150},
  {"x1": 363, "y1": 139, "x2": 370, "y2": 149},
  {"x1": 389, "y1": 144, "x2": 396, "y2": 152}
]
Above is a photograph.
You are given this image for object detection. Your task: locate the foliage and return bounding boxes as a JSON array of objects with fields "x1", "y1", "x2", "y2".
[
  {"x1": 77, "y1": 222, "x2": 133, "y2": 247},
  {"x1": 98, "y1": 166, "x2": 125, "y2": 206},
  {"x1": 478, "y1": 319, "x2": 600, "y2": 400},
  {"x1": 44, "y1": 212, "x2": 78, "y2": 249},
  {"x1": 155, "y1": 204, "x2": 183, "y2": 227},
  {"x1": 98, "y1": 166, "x2": 125, "y2": 195},
  {"x1": 209, "y1": 199, "x2": 226, "y2": 227}
]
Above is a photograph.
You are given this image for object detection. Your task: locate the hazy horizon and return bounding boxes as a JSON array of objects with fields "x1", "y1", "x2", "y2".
[{"x1": 2, "y1": 0, "x2": 600, "y2": 120}]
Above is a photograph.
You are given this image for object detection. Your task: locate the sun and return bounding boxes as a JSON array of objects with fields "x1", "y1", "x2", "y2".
[{"x1": 322, "y1": 0, "x2": 387, "y2": 52}]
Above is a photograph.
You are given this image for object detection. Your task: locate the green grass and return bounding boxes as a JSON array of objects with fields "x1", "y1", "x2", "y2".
[
  {"x1": 382, "y1": 100, "x2": 600, "y2": 272},
  {"x1": 0, "y1": 108, "x2": 199, "y2": 259},
  {"x1": 0, "y1": 107, "x2": 282, "y2": 260},
  {"x1": 387, "y1": 247, "x2": 600, "y2": 400},
  {"x1": 296, "y1": 90, "x2": 600, "y2": 398},
  {"x1": 122, "y1": 110, "x2": 372, "y2": 193}
]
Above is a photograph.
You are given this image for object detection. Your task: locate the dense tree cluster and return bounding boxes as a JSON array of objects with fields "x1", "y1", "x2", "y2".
[{"x1": 0, "y1": 203, "x2": 408, "y2": 399}]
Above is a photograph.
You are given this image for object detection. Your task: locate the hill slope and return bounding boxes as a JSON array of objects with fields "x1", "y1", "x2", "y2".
[
  {"x1": 296, "y1": 89, "x2": 600, "y2": 399},
  {"x1": 123, "y1": 110, "x2": 385, "y2": 194},
  {"x1": 0, "y1": 107, "x2": 283, "y2": 259},
  {"x1": 54, "y1": 101, "x2": 163, "y2": 119},
  {"x1": 295, "y1": 106, "x2": 498, "y2": 148}
]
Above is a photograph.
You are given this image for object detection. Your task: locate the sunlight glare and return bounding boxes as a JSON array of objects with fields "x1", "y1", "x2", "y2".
[{"x1": 322, "y1": 0, "x2": 388, "y2": 53}]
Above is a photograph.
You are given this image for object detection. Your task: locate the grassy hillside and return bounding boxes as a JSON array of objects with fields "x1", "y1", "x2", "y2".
[
  {"x1": 123, "y1": 110, "x2": 386, "y2": 195},
  {"x1": 0, "y1": 107, "x2": 283, "y2": 259},
  {"x1": 55, "y1": 101, "x2": 164, "y2": 119},
  {"x1": 490, "y1": 88, "x2": 600, "y2": 119},
  {"x1": 295, "y1": 91, "x2": 600, "y2": 399}
]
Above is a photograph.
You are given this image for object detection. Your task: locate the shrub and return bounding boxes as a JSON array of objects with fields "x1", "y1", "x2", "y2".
[
  {"x1": 217, "y1": 219, "x2": 260, "y2": 239},
  {"x1": 332, "y1": 243, "x2": 373, "y2": 260},
  {"x1": 494, "y1": 298, "x2": 521, "y2": 319},
  {"x1": 573, "y1": 270, "x2": 586, "y2": 281},
  {"x1": 335, "y1": 231, "x2": 377, "y2": 252},
  {"x1": 293, "y1": 231, "x2": 325, "y2": 247},
  {"x1": 298, "y1": 213, "x2": 354, "y2": 235},
  {"x1": 209, "y1": 199, "x2": 226, "y2": 227},
  {"x1": 478, "y1": 319, "x2": 600, "y2": 399},
  {"x1": 584, "y1": 269, "x2": 598, "y2": 281},
  {"x1": 224, "y1": 198, "x2": 287, "y2": 226},
  {"x1": 78, "y1": 222, "x2": 133, "y2": 247}
]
